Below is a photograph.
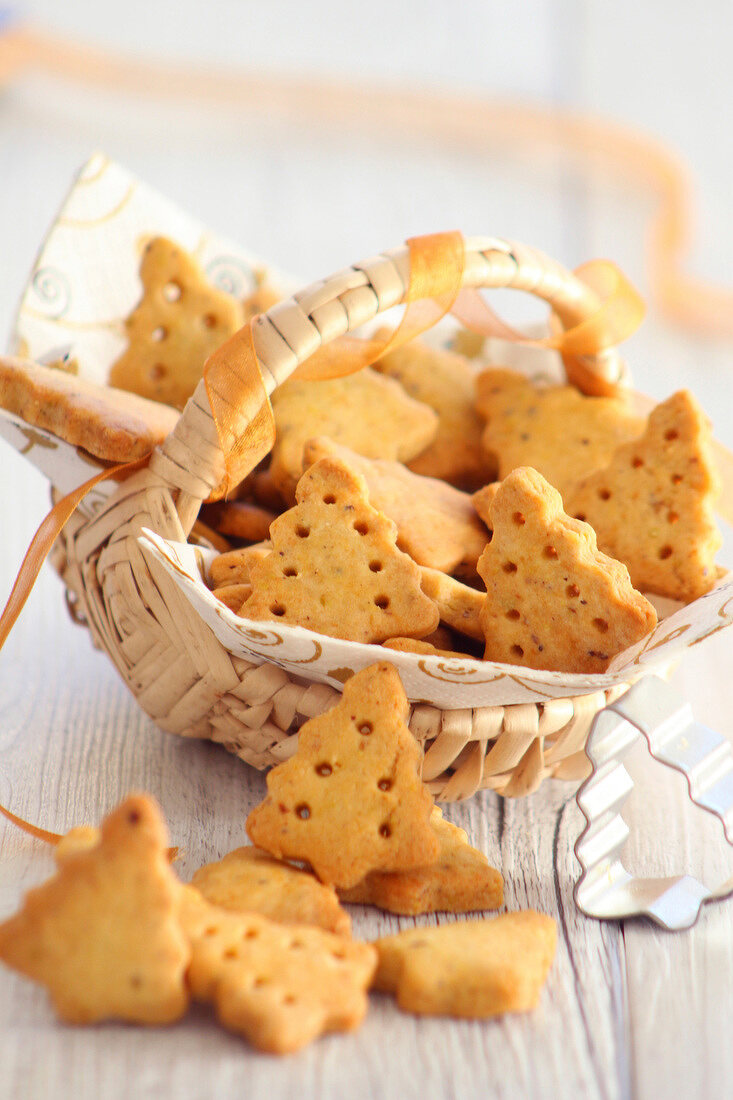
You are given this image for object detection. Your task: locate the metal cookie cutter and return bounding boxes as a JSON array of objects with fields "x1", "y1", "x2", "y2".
[{"x1": 574, "y1": 675, "x2": 733, "y2": 930}]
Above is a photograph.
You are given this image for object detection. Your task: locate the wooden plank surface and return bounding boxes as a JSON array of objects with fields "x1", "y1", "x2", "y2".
[{"x1": 2, "y1": 4, "x2": 733, "y2": 1096}]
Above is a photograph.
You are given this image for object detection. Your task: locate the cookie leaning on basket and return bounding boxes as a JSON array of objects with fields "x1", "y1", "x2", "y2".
[
  {"x1": 246, "y1": 663, "x2": 441, "y2": 888},
  {"x1": 565, "y1": 390, "x2": 721, "y2": 601},
  {"x1": 477, "y1": 468, "x2": 657, "y2": 673},
  {"x1": 0, "y1": 356, "x2": 179, "y2": 463}
]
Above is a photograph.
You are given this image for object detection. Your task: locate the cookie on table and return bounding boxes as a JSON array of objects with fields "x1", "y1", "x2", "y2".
[
  {"x1": 477, "y1": 467, "x2": 657, "y2": 673},
  {"x1": 269, "y1": 368, "x2": 438, "y2": 502},
  {"x1": 566, "y1": 390, "x2": 722, "y2": 601},
  {"x1": 371, "y1": 329, "x2": 496, "y2": 489},
  {"x1": 247, "y1": 663, "x2": 440, "y2": 889},
  {"x1": 191, "y1": 846, "x2": 351, "y2": 936},
  {"x1": 0, "y1": 794, "x2": 189, "y2": 1025},
  {"x1": 339, "y1": 807, "x2": 503, "y2": 915},
  {"x1": 373, "y1": 911, "x2": 556, "y2": 1018},
  {"x1": 0, "y1": 356, "x2": 179, "y2": 462},
  {"x1": 109, "y1": 237, "x2": 244, "y2": 408},
  {"x1": 303, "y1": 437, "x2": 489, "y2": 576},
  {"x1": 240, "y1": 458, "x2": 439, "y2": 644},
  {"x1": 476, "y1": 368, "x2": 645, "y2": 499},
  {"x1": 180, "y1": 887, "x2": 375, "y2": 1054}
]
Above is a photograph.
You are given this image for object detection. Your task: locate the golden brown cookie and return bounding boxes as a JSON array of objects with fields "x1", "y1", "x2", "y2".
[
  {"x1": 373, "y1": 911, "x2": 556, "y2": 1017},
  {"x1": 0, "y1": 356, "x2": 179, "y2": 462},
  {"x1": 471, "y1": 482, "x2": 501, "y2": 529},
  {"x1": 269, "y1": 368, "x2": 438, "y2": 502},
  {"x1": 339, "y1": 807, "x2": 503, "y2": 914},
  {"x1": 372, "y1": 330, "x2": 495, "y2": 488},
  {"x1": 191, "y1": 846, "x2": 351, "y2": 936},
  {"x1": 476, "y1": 368, "x2": 645, "y2": 499},
  {"x1": 200, "y1": 501, "x2": 276, "y2": 543},
  {"x1": 109, "y1": 237, "x2": 244, "y2": 408},
  {"x1": 419, "y1": 567, "x2": 485, "y2": 642},
  {"x1": 247, "y1": 663, "x2": 440, "y2": 888},
  {"x1": 212, "y1": 584, "x2": 252, "y2": 612},
  {"x1": 180, "y1": 886, "x2": 375, "y2": 1054},
  {"x1": 303, "y1": 437, "x2": 489, "y2": 576},
  {"x1": 477, "y1": 467, "x2": 657, "y2": 672},
  {"x1": 566, "y1": 390, "x2": 722, "y2": 601},
  {"x1": 209, "y1": 543, "x2": 272, "y2": 588},
  {"x1": 240, "y1": 458, "x2": 439, "y2": 644},
  {"x1": 0, "y1": 795, "x2": 189, "y2": 1025},
  {"x1": 381, "y1": 637, "x2": 475, "y2": 659}
]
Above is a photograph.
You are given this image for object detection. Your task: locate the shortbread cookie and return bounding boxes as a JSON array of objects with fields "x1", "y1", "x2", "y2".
[
  {"x1": 269, "y1": 368, "x2": 438, "y2": 502},
  {"x1": 372, "y1": 330, "x2": 495, "y2": 488},
  {"x1": 0, "y1": 795, "x2": 189, "y2": 1025},
  {"x1": 339, "y1": 807, "x2": 503, "y2": 915},
  {"x1": 209, "y1": 543, "x2": 272, "y2": 588},
  {"x1": 212, "y1": 584, "x2": 252, "y2": 612},
  {"x1": 241, "y1": 459, "x2": 439, "y2": 643},
  {"x1": 180, "y1": 887, "x2": 375, "y2": 1054},
  {"x1": 566, "y1": 390, "x2": 722, "y2": 601},
  {"x1": 191, "y1": 846, "x2": 350, "y2": 936},
  {"x1": 109, "y1": 237, "x2": 244, "y2": 408},
  {"x1": 200, "y1": 501, "x2": 276, "y2": 543},
  {"x1": 303, "y1": 437, "x2": 489, "y2": 575},
  {"x1": 471, "y1": 482, "x2": 500, "y2": 529},
  {"x1": 0, "y1": 356, "x2": 178, "y2": 462},
  {"x1": 419, "y1": 567, "x2": 485, "y2": 641},
  {"x1": 247, "y1": 663, "x2": 440, "y2": 888},
  {"x1": 373, "y1": 911, "x2": 556, "y2": 1017},
  {"x1": 382, "y1": 637, "x2": 475, "y2": 660},
  {"x1": 250, "y1": 466, "x2": 289, "y2": 511},
  {"x1": 477, "y1": 468, "x2": 657, "y2": 672},
  {"x1": 476, "y1": 368, "x2": 645, "y2": 499}
]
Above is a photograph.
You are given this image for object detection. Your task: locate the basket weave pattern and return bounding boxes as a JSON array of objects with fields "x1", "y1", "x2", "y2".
[{"x1": 53, "y1": 237, "x2": 635, "y2": 799}]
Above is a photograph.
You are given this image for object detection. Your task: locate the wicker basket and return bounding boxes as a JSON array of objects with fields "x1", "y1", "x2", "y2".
[{"x1": 51, "y1": 237, "x2": 649, "y2": 800}]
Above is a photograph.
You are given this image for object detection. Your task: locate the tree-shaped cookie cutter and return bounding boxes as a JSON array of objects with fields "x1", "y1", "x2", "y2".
[{"x1": 574, "y1": 676, "x2": 733, "y2": 930}]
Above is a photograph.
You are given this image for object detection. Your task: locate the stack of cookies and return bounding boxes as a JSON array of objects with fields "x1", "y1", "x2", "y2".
[
  {"x1": 0, "y1": 664, "x2": 556, "y2": 1052},
  {"x1": 200, "y1": 303, "x2": 721, "y2": 675},
  {"x1": 0, "y1": 236, "x2": 723, "y2": 678}
]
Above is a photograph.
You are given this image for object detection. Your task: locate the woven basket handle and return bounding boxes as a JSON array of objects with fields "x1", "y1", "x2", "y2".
[{"x1": 150, "y1": 236, "x2": 630, "y2": 532}]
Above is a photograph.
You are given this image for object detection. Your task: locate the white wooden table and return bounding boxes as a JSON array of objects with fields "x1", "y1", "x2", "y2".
[{"x1": 2, "y1": 6, "x2": 733, "y2": 1097}]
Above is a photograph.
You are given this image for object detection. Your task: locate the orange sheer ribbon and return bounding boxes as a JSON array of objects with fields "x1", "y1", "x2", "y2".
[
  {"x1": 0, "y1": 803, "x2": 63, "y2": 844},
  {"x1": 0, "y1": 458, "x2": 148, "y2": 655}
]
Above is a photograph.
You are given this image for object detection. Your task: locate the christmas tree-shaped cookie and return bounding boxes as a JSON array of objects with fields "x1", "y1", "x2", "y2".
[
  {"x1": 477, "y1": 467, "x2": 657, "y2": 673},
  {"x1": 240, "y1": 457, "x2": 439, "y2": 643},
  {"x1": 246, "y1": 663, "x2": 440, "y2": 888},
  {"x1": 0, "y1": 795, "x2": 189, "y2": 1025},
  {"x1": 476, "y1": 368, "x2": 645, "y2": 499},
  {"x1": 339, "y1": 806, "x2": 503, "y2": 915},
  {"x1": 109, "y1": 237, "x2": 244, "y2": 408},
  {"x1": 566, "y1": 390, "x2": 721, "y2": 601}
]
